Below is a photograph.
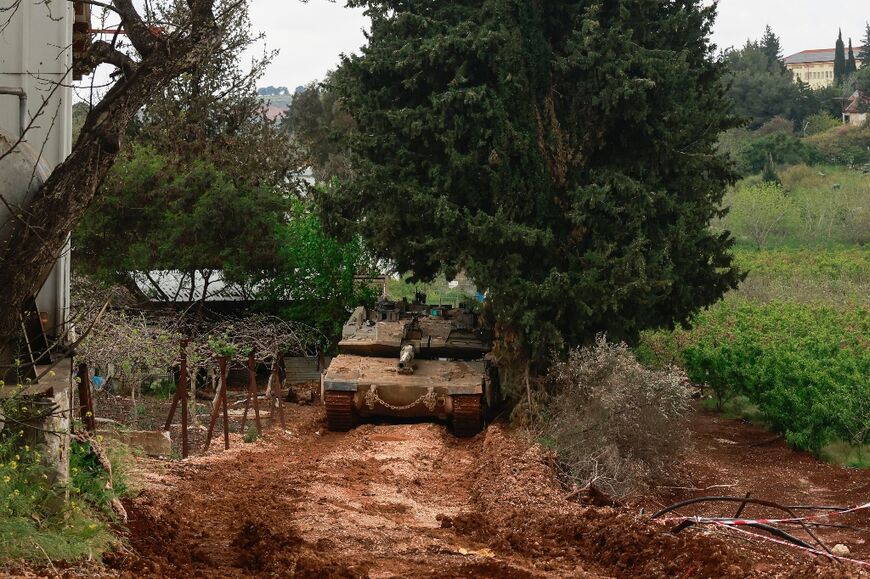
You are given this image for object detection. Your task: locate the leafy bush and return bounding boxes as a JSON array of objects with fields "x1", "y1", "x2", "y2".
[
  {"x1": 803, "y1": 113, "x2": 841, "y2": 137},
  {"x1": 541, "y1": 337, "x2": 691, "y2": 497},
  {"x1": 70, "y1": 438, "x2": 130, "y2": 517},
  {"x1": 740, "y1": 132, "x2": 821, "y2": 173},
  {"x1": 0, "y1": 431, "x2": 116, "y2": 561},
  {"x1": 755, "y1": 116, "x2": 794, "y2": 136},
  {"x1": 727, "y1": 182, "x2": 800, "y2": 248},
  {"x1": 243, "y1": 425, "x2": 259, "y2": 444},
  {"x1": 721, "y1": 166, "x2": 870, "y2": 247},
  {"x1": 805, "y1": 124, "x2": 870, "y2": 166},
  {"x1": 642, "y1": 300, "x2": 869, "y2": 455}
]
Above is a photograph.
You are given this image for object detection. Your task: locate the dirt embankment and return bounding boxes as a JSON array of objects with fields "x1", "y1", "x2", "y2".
[{"x1": 90, "y1": 403, "x2": 868, "y2": 578}]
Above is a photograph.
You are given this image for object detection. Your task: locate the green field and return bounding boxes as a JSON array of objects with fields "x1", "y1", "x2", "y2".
[{"x1": 638, "y1": 247, "x2": 869, "y2": 466}]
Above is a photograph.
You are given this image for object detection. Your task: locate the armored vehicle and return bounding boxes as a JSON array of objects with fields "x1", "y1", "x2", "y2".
[{"x1": 322, "y1": 295, "x2": 495, "y2": 436}]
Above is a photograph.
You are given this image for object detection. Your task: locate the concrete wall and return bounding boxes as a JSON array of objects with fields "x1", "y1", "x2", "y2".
[
  {"x1": 788, "y1": 60, "x2": 864, "y2": 89},
  {"x1": 0, "y1": 0, "x2": 73, "y2": 338}
]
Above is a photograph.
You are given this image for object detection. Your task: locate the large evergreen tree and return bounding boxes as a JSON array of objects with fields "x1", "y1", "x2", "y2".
[
  {"x1": 859, "y1": 22, "x2": 870, "y2": 67},
  {"x1": 75, "y1": 0, "x2": 299, "y2": 299},
  {"x1": 760, "y1": 25, "x2": 785, "y2": 72},
  {"x1": 724, "y1": 40, "x2": 804, "y2": 128},
  {"x1": 846, "y1": 38, "x2": 858, "y2": 76},
  {"x1": 834, "y1": 30, "x2": 847, "y2": 85},
  {"x1": 323, "y1": 0, "x2": 743, "y2": 369}
]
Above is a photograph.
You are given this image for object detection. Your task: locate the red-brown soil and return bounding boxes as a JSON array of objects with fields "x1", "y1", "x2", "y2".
[
  {"x1": 93, "y1": 402, "x2": 866, "y2": 578},
  {"x1": 639, "y1": 407, "x2": 870, "y2": 576},
  {"x1": 9, "y1": 402, "x2": 869, "y2": 578}
]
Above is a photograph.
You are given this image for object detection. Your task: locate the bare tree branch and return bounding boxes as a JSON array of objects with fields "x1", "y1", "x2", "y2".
[
  {"x1": 86, "y1": 39, "x2": 138, "y2": 76},
  {"x1": 111, "y1": 0, "x2": 158, "y2": 55}
]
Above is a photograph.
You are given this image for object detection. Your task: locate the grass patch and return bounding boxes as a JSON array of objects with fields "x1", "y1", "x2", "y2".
[
  {"x1": 731, "y1": 247, "x2": 870, "y2": 304},
  {"x1": 0, "y1": 430, "x2": 133, "y2": 563},
  {"x1": 820, "y1": 442, "x2": 870, "y2": 469},
  {"x1": 0, "y1": 514, "x2": 115, "y2": 563},
  {"x1": 717, "y1": 164, "x2": 870, "y2": 247},
  {"x1": 701, "y1": 395, "x2": 765, "y2": 425},
  {"x1": 387, "y1": 273, "x2": 476, "y2": 306}
]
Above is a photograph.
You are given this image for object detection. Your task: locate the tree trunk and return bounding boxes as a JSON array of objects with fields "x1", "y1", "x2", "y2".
[{"x1": 0, "y1": 2, "x2": 222, "y2": 371}]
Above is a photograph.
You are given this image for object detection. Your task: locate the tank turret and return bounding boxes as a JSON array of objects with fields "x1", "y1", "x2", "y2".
[{"x1": 323, "y1": 296, "x2": 496, "y2": 437}]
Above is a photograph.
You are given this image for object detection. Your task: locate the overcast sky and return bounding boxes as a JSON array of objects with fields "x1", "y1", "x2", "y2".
[{"x1": 247, "y1": 0, "x2": 869, "y2": 89}]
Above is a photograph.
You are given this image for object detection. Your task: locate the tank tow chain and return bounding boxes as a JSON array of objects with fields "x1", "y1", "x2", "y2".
[
  {"x1": 324, "y1": 391, "x2": 355, "y2": 432},
  {"x1": 364, "y1": 385, "x2": 438, "y2": 412},
  {"x1": 452, "y1": 395, "x2": 482, "y2": 438}
]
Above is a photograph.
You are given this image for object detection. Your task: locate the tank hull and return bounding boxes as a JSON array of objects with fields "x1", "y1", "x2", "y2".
[{"x1": 323, "y1": 354, "x2": 485, "y2": 434}]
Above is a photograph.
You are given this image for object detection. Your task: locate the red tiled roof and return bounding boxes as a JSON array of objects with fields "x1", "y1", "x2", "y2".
[
  {"x1": 844, "y1": 91, "x2": 870, "y2": 114},
  {"x1": 262, "y1": 105, "x2": 286, "y2": 121}
]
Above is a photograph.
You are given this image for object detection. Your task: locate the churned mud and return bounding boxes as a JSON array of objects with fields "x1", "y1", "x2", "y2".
[{"x1": 92, "y1": 403, "x2": 869, "y2": 578}]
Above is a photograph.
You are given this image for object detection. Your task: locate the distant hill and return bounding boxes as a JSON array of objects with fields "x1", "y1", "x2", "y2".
[{"x1": 257, "y1": 86, "x2": 290, "y2": 96}]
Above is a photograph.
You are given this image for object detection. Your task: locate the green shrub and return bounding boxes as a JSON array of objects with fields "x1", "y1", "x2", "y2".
[
  {"x1": 243, "y1": 425, "x2": 259, "y2": 444},
  {"x1": 70, "y1": 438, "x2": 130, "y2": 517},
  {"x1": 740, "y1": 132, "x2": 821, "y2": 173},
  {"x1": 803, "y1": 113, "x2": 840, "y2": 136},
  {"x1": 726, "y1": 182, "x2": 800, "y2": 248},
  {"x1": 723, "y1": 166, "x2": 870, "y2": 247},
  {"x1": 805, "y1": 124, "x2": 870, "y2": 166},
  {"x1": 660, "y1": 300, "x2": 869, "y2": 454},
  {"x1": 0, "y1": 432, "x2": 117, "y2": 562}
]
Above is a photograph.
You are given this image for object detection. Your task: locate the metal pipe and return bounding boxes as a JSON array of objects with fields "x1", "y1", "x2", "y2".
[{"x1": 0, "y1": 86, "x2": 27, "y2": 137}]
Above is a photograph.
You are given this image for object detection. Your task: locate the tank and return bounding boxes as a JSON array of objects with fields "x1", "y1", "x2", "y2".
[{"x1": 322, "y1": 295, "x2": 495, "y2": 437}]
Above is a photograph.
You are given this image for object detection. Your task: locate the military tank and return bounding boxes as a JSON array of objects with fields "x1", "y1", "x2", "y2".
[{"x1": 322, "y1": 295, "x2": 495, "y2": 437}]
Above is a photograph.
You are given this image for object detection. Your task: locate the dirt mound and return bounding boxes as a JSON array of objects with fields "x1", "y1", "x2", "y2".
[
  {"x1": 86, "y1": 403, "x2": 867, "y2": 578},
  {"x1": 108, "y1": 491, "x2": 362, "y2": 579},
  {"x1": 233, "y1": 521, "x2": 360, "y2": 578},
  {"x1": 447, "y1": 426, "x2": 749, "y2": 577}
]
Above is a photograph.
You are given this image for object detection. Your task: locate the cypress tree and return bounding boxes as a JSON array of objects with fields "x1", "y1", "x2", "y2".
[
  {"x1": 325, "y1": 0, "x2": 744, "y2": 367},
  {"x1": 846, "y1": 38, "x2": 858, "y2": 75},
  {"x1": 834, "y1": 30, "x2": 846, "y2": 85},
  {"x1": 859, "y1": 22, "x2": 870, "y2": 67}
]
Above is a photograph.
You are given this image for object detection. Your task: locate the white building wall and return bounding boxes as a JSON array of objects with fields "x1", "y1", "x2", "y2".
[{"x1": 0, "y1": 0, "x2": 73, "y2": 338}]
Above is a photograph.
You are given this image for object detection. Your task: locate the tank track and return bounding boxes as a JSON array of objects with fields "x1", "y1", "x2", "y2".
[
  {"x1": 452, "y1": 395, "x2": 482, "y2": 437},
  {"x1": 324, "y1": 391, "x2": 356, "y2": 432}
]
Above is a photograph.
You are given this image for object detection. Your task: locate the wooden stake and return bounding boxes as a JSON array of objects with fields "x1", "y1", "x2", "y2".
[{"x1": 204, "y1": 356, "x2": 230, "y2": 451}]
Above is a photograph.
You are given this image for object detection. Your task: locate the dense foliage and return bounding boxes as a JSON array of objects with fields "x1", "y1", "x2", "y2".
[
  {"x1": 75, "y1": 146, "x2": 284, "y2": 293},
  {"x1": 0, "y1": 431, "x2": 121, "y2": 561},
  {"x1": 638, "y1": 248, "x2": 869, "y2": 462},
  {"x1": 283, "y1": 81, "x2": 355, "y2": 183},
  {"x1": 262, "y1": 198, "x2": 378, "y2": 339},
  {"x1": 641, "y1": 300, "x2": 868, "y2": 455},
  {"x1": 720, "y1": 165, "x2": 870, "y2": 248},
  {"x1": 834, "y1": 30, "x2": 847, "y2": 86},
  {"x1": 325, "y1": 0, "x2": 743, "y2": 367},
  {"x1": 74, "y1": 0, "x2": 301, "y2": 300}
]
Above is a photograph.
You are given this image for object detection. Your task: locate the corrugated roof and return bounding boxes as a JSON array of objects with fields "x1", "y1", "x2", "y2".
[{"x1": 785, "y1": 47, "x2": 864, "y2": 65}]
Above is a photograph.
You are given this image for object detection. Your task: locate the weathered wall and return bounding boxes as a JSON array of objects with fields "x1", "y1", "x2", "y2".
[{"x1": 0, "y1": 0, "x2": 73, "y2": 338}]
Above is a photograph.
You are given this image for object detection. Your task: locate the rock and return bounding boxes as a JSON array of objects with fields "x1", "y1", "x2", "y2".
[
  {"x1": 98, "y1": 429, "x2": 171, "y2": 457},
  {"x1": 832, "y1": 544, "x2": 850, "y2": 557}
]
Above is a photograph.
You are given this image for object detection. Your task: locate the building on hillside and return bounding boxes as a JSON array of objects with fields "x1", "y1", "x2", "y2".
[
  {"x1": 784, "y1": 46, "x2": 864, "y2": 88},
  {"x1": 843, "y1": 90, "x2": 870, "y2": 126}
]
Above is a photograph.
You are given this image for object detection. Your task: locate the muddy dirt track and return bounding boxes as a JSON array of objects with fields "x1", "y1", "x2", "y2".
[{"x1": 93, "y1": 404, "x2": 870, "y2": 579}]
